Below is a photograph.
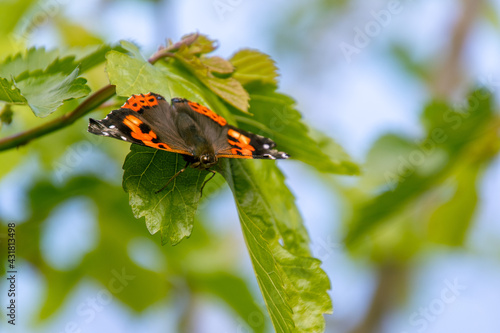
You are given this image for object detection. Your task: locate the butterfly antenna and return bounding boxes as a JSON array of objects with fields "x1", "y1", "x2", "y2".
[
  {"x1": 155, "y1": 162, "x2": 190, "y2": 194},
  {"x1": 200, "y1": 170, "x2": 217, "y2": 197}
]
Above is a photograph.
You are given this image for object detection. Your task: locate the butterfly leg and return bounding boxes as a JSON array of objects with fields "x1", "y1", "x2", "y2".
[
  {"x1": 155, "y1": 161, "x2": 190, "y2": 194},
  {"x1": 200, "y1": 170, "x2": 217, "y2": 197}
]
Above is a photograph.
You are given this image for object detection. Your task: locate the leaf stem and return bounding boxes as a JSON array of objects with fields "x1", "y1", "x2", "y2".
[
  {"x1": 148, "y1": 32, "x2": 199, "y2": 64},
  {"x1": 147, "y1": 51, "x2": 176, "y2": 65}
]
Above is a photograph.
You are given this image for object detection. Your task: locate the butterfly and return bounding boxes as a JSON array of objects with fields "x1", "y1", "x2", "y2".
[{"x1": 88, "y1": 93, "x2": 289, "y2": 193}]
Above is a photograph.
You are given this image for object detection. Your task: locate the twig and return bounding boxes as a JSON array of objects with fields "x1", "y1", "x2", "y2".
[
  {"x1": 433, "y1": 0, "x2": 484, "y2": 97},
  {"x1": 148, "y1": 32, "x2": 199, "y2": 64},
  {"x1": 147, "y1": 51, "x2": 176, "y2": 65}
]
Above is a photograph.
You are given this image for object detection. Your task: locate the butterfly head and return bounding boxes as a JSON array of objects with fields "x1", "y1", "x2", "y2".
[{"x1": 199, "y1": 154, "x2": 218, "y2": 169}]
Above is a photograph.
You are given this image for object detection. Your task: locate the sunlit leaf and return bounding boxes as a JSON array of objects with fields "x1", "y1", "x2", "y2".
[
  {"x1": 15, "y1": 67, "x2": 90, "y2": 117},
  {"x1": 0, "y1": 47, "x2": 61, "y2": 79},
  {"x1": 174, "y1": 47, "x2": 249, "y2": 112},
  {"x1": 106, "y1": 49, "x2": 211, "y2": 105},
  {"x1": 221, "y1": 159, "x2": 333, "y2": 333},
  {"x1": 122, "y1": 145, "x2": 209, "y2": 245},
  {"x1": 231, "y1": 49, "x2": 279, "y2": 86},
  {"x1": 202, "y1": 55, "x2": 234, "y2": 74},
  {"x1": 0, "y1": 47, "x2": 97, "y2": 117},
  {"x1": 0, "y1": 77, "x2": 26, "y2": 104}
]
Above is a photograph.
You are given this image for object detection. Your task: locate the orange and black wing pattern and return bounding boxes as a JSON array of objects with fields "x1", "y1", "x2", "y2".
[
  {"x1": 88, "y1": 93, "x2": 193, "y2": 155},
  {"x1": 216, "y1": 125, "x2": 289, "y2": 160},
  {"x1": 170, "y1": 98, "x2": 289, "y2": 160},
  {"x1": 88, "y1": 93, "x2": 289, "y2": 161}
]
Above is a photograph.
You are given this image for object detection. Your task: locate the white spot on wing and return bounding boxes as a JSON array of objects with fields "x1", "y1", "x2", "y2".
[
  {"x1": 109, "y1": 125, "x2": 116, "y2": 129},
  {"x1": 120, "y1": 136, "x2": 127, "y2": 141},
  {"x1": 103, "y1": 132, "x2": 109, "y2": 136},
  {"x1": 263, "y1": 144, "x2": 270, "y2": 149}
]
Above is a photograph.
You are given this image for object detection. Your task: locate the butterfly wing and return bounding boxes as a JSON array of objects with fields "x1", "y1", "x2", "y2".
[
  {"x1": 89, "y1": 93, "x2": 289, "y2": 161},
  {"x1": 171, "y1": 98, "x2": 289, "y2": 160},
  {"x1": 216, "y1": 125, "x2": 289, "y2": 159},
  {"x1": 88, "y1": 93, "x2": 193, "y2": 155}
]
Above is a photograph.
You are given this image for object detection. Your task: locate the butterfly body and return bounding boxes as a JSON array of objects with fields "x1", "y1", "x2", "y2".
[{"x1": 88, "y1": 93, "x2": 289, "y2": 192}]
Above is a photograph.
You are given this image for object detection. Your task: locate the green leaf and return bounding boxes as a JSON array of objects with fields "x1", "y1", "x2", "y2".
[
  {"x1": 0, "y1": 47, "x2": 61, "y2": 79},
  {"x1": 106, "y1": 49, "x2": 211, "y2": 105},
  {"x1": 0, "y1": 44, "x2": 115, "y2": 79},
  {"x1": 345, "y1": 89, "x2": 497, "y2": 246},
  {"x1": 231, "y1": 49, "x2": 279, "y2": 86},
  {"x1": 74, "y1": 44, "x2": 123, "y2": 73},
  {"x1": 119, "y1": 40, "x2": 147, "y2": 61},
  {"x1": 15, "y1": 67, "x2": 91, "y2": 117},
  {"x1": 274, "y1": 246, "x2": 333, "y2": 332},
  {"x1": 427, "y1": 164, "x2": 480, "y2": 246},
  {"x1": 0, "y1": 47, "x2": 89, "y2": 81},
  {"x1": 158, "y1": 33, "x2": 249, "y2": 110},
  {"x1": 221, "y1": 159, "x2": 333, "y2": 333},
  {"x1": 174, "y1": 47, "x2": 250, "y2": 112},
  {"x1": 0, "y1": 44, "x2": 115, "y2": 76},
  {"x1": 122, "y1": 145, "x2": 209, "y2": 245},
  {"x1": 421, "y1": 91, "x2": 494, "y2": 153},
  {"x1": 202, "y1": 55, "x2": 234, "y2": 74},
  {"x1": 0, "y1": 77, "x2": 26, "y2": 104},
  {"x1": 236, "y1": 86, "x2": 359, "y2": 175},
  {"x1": 0, "y1": 47, "x2": 95, "y2": 116}
]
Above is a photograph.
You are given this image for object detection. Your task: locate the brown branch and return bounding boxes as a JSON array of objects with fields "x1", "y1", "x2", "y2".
[
  {"x1": 433, "y1": 0, "x2": 484, "y2": 97},
  {"x1": 349, "y1": 263, "x2": 409, "y2": 333}
]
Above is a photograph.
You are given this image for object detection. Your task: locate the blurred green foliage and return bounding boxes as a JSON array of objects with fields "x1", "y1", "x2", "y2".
[
  {"x1": 345, "y1": 89, "x2": 499, "y2": 262},
  {"x1": 0, "y1": 1, "x2": 499, "y2": 333}
]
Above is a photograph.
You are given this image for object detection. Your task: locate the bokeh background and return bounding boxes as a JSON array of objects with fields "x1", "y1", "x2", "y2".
[{"x1": 1, "y1": 0, "x2": 500, "y2": 332}]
